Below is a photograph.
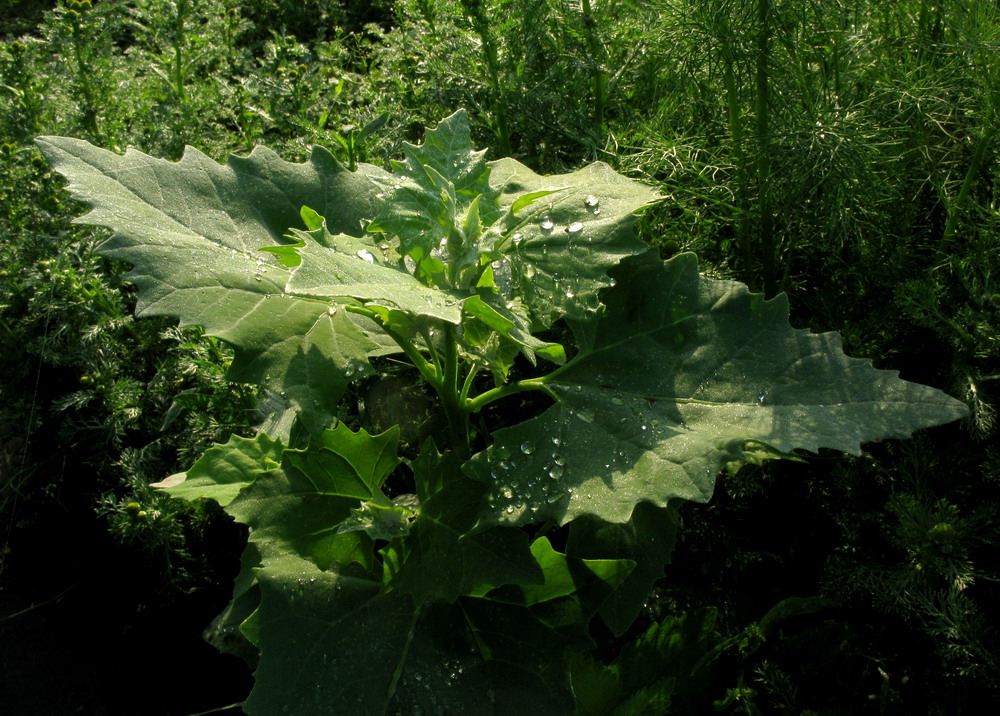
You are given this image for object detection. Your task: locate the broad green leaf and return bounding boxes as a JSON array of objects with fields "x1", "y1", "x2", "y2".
[
  {"x1": 480, "y1": 537, "x2": 634, "y2": 642},
  {"x1": 152, "y1": 433, "x2": 283, "y2": 506},
  {"x1": 231, "y1": 466, "x2": 372, "y2": 571},
  {"x1": 245, "y1": 553, "x2": 405, "y2": 716},
  {"x1": 456, "y1": 597, "x2": 578, "y2": 714},
  {"x1": 566, "y1": 502, "x2": 679, "y2": 636},
  {"x1": 35, "y1": 137, "x2": 392, "y2": 433},
  {"x1": 284, "y1": 223, "x2": 466, "y2": 324},
  {"x1": 486, "y1": 158, "x2": 660, "y2": 326},
  {"x1": 225, "y1": 425, "x2": 400, "y2": 569},
  {"x1": 382, "y1": 442, "x2": 543, "y2": 603},
  {"x1": 246, "y1": 551, "x2": 579, "y2": 716},
  {"x1": 281, "y1": 423, "x2": 401, "y2": 501},
  {"x1": 466, "y1": 252, "x2": 969, "y2": 527},
  {"x1": 154, "y1": 426, "x2": 393, "y2": 581}
]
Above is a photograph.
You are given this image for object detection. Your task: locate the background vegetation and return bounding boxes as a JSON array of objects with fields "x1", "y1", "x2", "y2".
[{"x1": 1, "y1": 0, "x2": 997, "y2": 713}]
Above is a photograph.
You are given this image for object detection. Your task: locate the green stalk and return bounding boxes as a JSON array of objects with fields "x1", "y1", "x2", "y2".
[
  {"x1": 755, "y1": 0, "x2": 777, "y2": 298},
  {"x1": 439, "y1": 324, "x2": 471, "y2": 458},
  {"x1": 459, "y1": 0, "x2": 512, "y2": 155},
  {"x1": 465, "y1": 377, "x2": 552, "y2": 413},
  {"x1": 344, "y1": 305, "x2": 475, "y2": 456},
  {"x1": 342, "y1": 305, "x2": 439, "y2": 389},
  {"x1": 721, "y1": 36, "x2": 756, "y2": 292},
  {"x1": 345, "y1": 305, "x2": 471, "y2": 455},
  {"x1": 941, "y1": 125, "x2": 997, "y2": 248},
  {"x1": 580, "y1": 0, "x2": 607, "y2": 131}
]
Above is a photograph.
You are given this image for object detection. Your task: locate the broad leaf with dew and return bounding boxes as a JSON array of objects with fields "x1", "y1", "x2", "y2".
[
  {"x1": 33, "y1": 137, "x2": 393, "y2": 434},
  {"x1": 464, "y1": 251, "x2": 970, "y2": 527}
]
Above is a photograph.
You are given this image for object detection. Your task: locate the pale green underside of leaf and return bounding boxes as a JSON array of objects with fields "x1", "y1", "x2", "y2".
[
  {"x1": 367, "y1": 109, "x2": 499, "y2": 256},
  {"x1": 466, "y1": 252, "x2": 969, "y2": 527},
  {"x1": 34, "y1": 136, "x2": 396, "y2": 433}
]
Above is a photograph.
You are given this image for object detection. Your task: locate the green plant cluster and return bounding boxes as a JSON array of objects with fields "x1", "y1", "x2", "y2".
[{"x1": 2, "y1": 1, "x2": 998, "y2": 714}]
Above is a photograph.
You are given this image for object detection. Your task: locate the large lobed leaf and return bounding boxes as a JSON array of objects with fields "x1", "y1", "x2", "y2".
[
  {"x1": 34, "y1": 137, "x2": 393, "y2": 434},
  {"x1": 465, "y1": 251, "x2": 969, "y2": 527}
]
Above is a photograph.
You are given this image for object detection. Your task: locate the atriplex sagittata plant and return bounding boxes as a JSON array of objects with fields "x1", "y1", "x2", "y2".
[{"x1": 37, "y1": 110, "x2": 966, "y2": 714}]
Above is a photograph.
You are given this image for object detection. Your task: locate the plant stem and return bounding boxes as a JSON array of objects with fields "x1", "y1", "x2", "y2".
[
  {"x1": 941, "y1": 125, "x2": 997, "y2": 249},
  {"x1": 756, "y1": 0, "x2": 777, "y2": 298},
  {"x1": 580, "y1": 0, "x2": 607, "y2": 132},
  {"x1": 460, "y1": 362, "x2": 480, "y2": 404},
  {"x1": 439, "y1": 324, "x2": 471, "y2": 458},
  {"x1": 459, "y1": 0, "x2": 512, "y2": 155},
  {"x1": 465, "y1": 378, "x2": 552, "y2": 413},
  {"x1": 342, "y1": 305, "x2": 440, "y2": 389},
  {"x1": 343, "y1": 307, "x2": 472, "y2": 456}
]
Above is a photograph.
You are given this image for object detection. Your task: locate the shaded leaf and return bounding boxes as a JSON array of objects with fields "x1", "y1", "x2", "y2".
[
  {"x1": 245, "y1": 552, "x2": 579, "y2": 716},
  {"x1": 480, "y1": 537, "x2": 634, "y2": 642},
  {"x1": 227, "y1": 426, "x2": 400, "y2": 569},
  {"x1": 466, "y1": 252, "x2": 969, "y2": 527},
  {"x1": 382, "y1": 442, "x2": 543, "y2": 603},
  {"x1": 566, "y1": 501, "x2": 679, "y2": 636}
]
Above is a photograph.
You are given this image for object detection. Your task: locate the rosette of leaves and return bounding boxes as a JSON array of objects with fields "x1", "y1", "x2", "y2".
[{"x1": 37, "y1": 111, "x2": 967, "y2": 715}]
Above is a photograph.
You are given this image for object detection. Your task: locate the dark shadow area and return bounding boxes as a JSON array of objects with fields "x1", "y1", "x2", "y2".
[{"x1": 1, "y1": 500, "x2": 251, "y2": 715}]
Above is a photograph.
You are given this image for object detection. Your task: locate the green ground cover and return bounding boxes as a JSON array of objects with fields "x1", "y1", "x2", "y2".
[{"x1": 1, "y1": 1, "x2": 998, "y2": 714}]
